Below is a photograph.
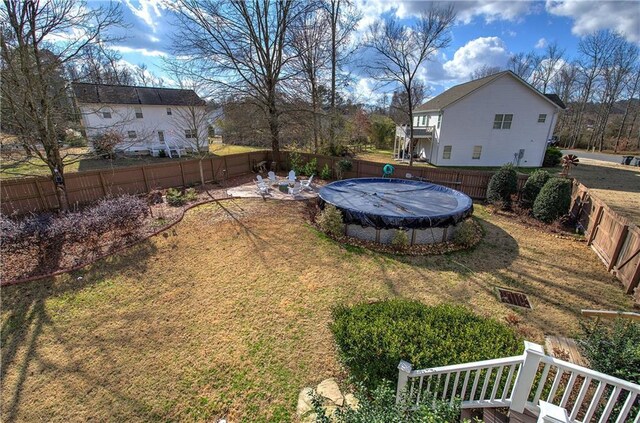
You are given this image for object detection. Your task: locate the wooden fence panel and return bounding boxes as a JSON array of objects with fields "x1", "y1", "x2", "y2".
[
  {"x1": 613, "y1": 226, "x2": 640, "y2": 295},
  {"x1": 590, "y1": 209, "x2": 627, "y2": 268}
]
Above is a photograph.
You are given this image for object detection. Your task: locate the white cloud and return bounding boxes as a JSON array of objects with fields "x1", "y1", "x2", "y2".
[
  {"x1": 443, "y1": 36, "x2": 510, "y2": 80},
  {"x1": 535, "y1": 37, "x2": 547, "y2": 49},
  {"x1": 112, "y1": 45, "x2": 167, "y2": 57},
  {"x1": 546, "y1": 0, "x2": 640, "y2": 43},
  {"x1": 454, "y1": 1, "x2": 533, "y2": 24},
  {"x1": 124, "y1": 0, "x2": 165, "y2": 32}
]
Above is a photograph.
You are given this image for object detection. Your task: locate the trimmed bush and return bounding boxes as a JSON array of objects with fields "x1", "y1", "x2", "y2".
[
  {"x1": 320, "y1": 163, "x2": 332, "y2": 180},
  {"x1": 331, "y1": 300, "x2": 521, "y2": 389},
  {"x1": 391, "y1": 229, "x2": 409, "y2": 249},
  {"x1": 543, "y1": 147, "x2": 562, "y2": 168},
  {"x1": 520, "y1": 169, "x2": 550, "y2": 209},
  {"x1": 166, "y1": 188, "x2": 186, "y2": 206},
  {"x1": 318, "y1": 204, "x2": 344, "y2": 237},
  {"x1": 579, "y1": 319, "x2": 640, "y2": 384},
  {"x1": 302, "y1": 158, "x2": 318, "y2": 177},
  {"x1": 532, "y1": 177, "x2": 572, "y2": 223},
  {"x1": 486, "y1": 164, "x2": 518, "y2": 208},
  {"x1": 453, "y1": 219, "x2": 477, "y2": 246}
]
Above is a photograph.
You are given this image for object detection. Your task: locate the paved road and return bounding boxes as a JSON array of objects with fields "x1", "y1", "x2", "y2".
[{"x1": 561, "y1": 149, "x2": 633, "y2": 164}]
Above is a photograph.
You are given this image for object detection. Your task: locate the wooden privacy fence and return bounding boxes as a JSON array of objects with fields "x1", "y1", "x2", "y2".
[
  {"x1": 570, "y1": 181, "x2": 640, "y2": 301},
  {"x1": 0, "y1": 151, "x2": 270, "y2": 215},
  {"x1": 1, "y1": 151, "x2": 528, "y2": 215}
]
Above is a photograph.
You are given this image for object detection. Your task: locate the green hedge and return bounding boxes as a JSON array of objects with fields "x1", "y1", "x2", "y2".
[
  {"x1": 486, "y1": 164, "x2": 518, "y2": 208},
  {"x1": 532, "y1": 177, "x2": 572, "y2": 223},
  {"x1": 331, "y1": 300, "x2": 522, "y2": 389},
  {"x1": 543, "y1": 147, "x2": 563, "y2": 167},
  {"x1": 520, "y1": 169, "x2": 550, "y2": 209}
]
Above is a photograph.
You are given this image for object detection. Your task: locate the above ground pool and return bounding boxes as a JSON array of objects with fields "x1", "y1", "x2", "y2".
[{"x1": 318, "y1": 178, "x2": 473, "y2": 245}]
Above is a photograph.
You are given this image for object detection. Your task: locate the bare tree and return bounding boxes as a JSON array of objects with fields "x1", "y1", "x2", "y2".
[
  {"x1": 325, "y1": 0, "x2": 360, "y2": 153},
  {"x1": 290, "y1": 4, "x2": 332, "y2": 153},
  {"x1": 170, "y1": 0, "x2": 307, "y2": 162},
  {"x1": 534, "y1": 41, "x2": 565, "y2": 93},
  {"x1": 388, "y1": 82, "x2": 427, "y2": 125},
  {"x1": 507, "y1": 51, "x2": 540, "y2": 81},
  {"x1": 470, "y1": 65, "x2": 501, "y2": 80},
  {"x1": 615, "y1": 66, "x2": 640, "y2": 151},
  {"x1": 365, "y1": 5, "x2": 455, "y2": 166},
  {"x1": 1, "y1": 0, "x2": 124, "y2": 210}
]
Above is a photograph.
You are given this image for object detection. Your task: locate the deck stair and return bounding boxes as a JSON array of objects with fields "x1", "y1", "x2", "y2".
[{"x1": 396, "y1": 341, "x2": 639, "y2": 422}]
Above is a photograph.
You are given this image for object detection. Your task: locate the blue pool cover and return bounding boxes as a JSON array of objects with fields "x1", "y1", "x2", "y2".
[{"x1": 318, "y1": 178, "x2": 473, "y2": 229}]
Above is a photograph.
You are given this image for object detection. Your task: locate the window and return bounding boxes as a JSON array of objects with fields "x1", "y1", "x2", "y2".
[
  {"x1": 166, "y1": 107, "x2": 172, "y2": 116},
  {"x1": 437, "y1": 114, "x2": 441, "y2": 128},
  {"x1": 102, "y1": 110, "x2": 112, "y2": 119},
  {"x1": 128, "y1": 131, "x2": 137, "y2": 139},
  {"x1": 493, "y1": 114, "x2": 513, "y2": 129},
  {"x1": 158, "y1": 131, "x2": 165, "y2": 142},
  {"x1": 538, "y1": 113, "x2": 547, "y2": 123},
  {"x1": 472, "y1": 145, "x2": 482, "y2": 160},
  {"x1": 420, "y1": 115, "x2": 426, "y2": 126},
  {"x1": 134, "y1": 106, "x2": 143, "y2": 119},
  {"x1": 185, "y1": 129, "x2": 197, "y2": 139},
  {"x1": 442, "y1": 145, "x2": 452, "y2": 159}
]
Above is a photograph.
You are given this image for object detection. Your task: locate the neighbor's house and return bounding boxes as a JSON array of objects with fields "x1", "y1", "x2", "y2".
[
  {"x1": 72, "y1": 83, "x2": 209, "y2": 157},
  {"x1": 394, "y1": 71, "x2": 566, "y2": 167}
]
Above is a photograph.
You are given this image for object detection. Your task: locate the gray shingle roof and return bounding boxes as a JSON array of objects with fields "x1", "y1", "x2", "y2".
[
  {"x1": 415, "y1": 70, "x2": 565, "y2": 112},
  {"x1": 72, "y1": 83, "x2": 206, "y2": 106}
]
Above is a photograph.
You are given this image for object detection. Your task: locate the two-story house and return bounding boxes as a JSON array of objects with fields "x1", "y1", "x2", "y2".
[
  {"x1": 72, "y1": 83, "x2": 209, "y2": 157},
  {"x1": 394, "y1": 71, "x2": 566, "y2": 167}
]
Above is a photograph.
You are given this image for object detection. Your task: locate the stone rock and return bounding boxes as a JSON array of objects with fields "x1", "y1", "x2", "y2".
[
  {"x1": 317, "y1": 378, "x2": 344, "y2": 406},
  {"x1": 344, "y1": 393, "x2": 359, "y2": 410},
  {"x1": 296, "y1": 387, "x2": 315, "y2": 417}
]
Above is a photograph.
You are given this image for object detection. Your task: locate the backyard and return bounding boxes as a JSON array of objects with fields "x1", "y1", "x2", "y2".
[{"x1": 1, "y1": 198, "x2": 634, "y2": 422}]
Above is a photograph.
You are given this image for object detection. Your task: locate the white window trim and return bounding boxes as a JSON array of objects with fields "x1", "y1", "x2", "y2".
[
  {"x1": 472, "y1": 145, "x2": 482, "y2": 160},
  {"x1": 493, "y1": 114, "x2": 513, "y2": 129},
  {"x1": 134, "y1": 106, "x2": 143, "y2": 119},
  {"x1": 102, "y1": 110, "x2": 112, "y2": 119},
  {"x1": 442, "y1": 145, "x2": 452, "y2": 159},
  {"x1": 166, "y1": 107, "x2": 172, "y2": 116},
  {"x1": 128, "y1": 131, "x2": 137, "y2": 139},
  {"x1": 538, "y1": 114, "x2": 547, "y2": 123}
]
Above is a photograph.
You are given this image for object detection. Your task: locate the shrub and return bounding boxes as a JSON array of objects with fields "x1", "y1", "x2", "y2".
[
  {"x1": 520, "y1": 169, "x2": 550, "y2": 209},
  {"x1": 289, "y1": 151, "x2": 305, "y2": 175},
  {"x1": 93, "y1": 131, "x2": 122, "y2": 159},
  {"x1": 312, "y1": 381, "x2": 464, "y2": 423},
  {"x1": 184, "y1": 188, "x2": 198, "y2": 202},
  {"x1": 453, "y1": 219, "x2": 477, "y2": 246},
  {"x1": 320, "y1": 163, "x2": 332, "y2": 180},
  {"x1": 166, "y1": 188, "x2": 185, "y2": 206},
  {"x1": 543, "y1": 147, "x2": 562, "y2": 167},
  {"x1": 486, "y1": 164, "x2": 518, "y2": 208},
  {"x1": 391, "y1": 229, "x2": 409, "y2": 249},
  {"x1": 331, "y1": 300, "x2": 521, "y2": 389},
  {"x1": 335, "y1": 159, "x2": 352, "y2": 180},
  {"x1": 302, "y1": 158, "x2": 318, "y2": 177},
  {"x1": 318, "y1": 204, "x2": 344, "y2": 237},
  {"x1": 579, "y1": 318, "x2": 640, "y2": 383},
  {"x1": 532, "y1": 177, "x2": 572, "y2": 223},
  {"x1": 64, "y1": 128, "x2": 87, "y2": 147}
]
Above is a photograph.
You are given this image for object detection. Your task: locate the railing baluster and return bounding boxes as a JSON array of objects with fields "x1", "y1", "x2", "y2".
[
  {"x1": 584, "y1": 382, "x2": 606, "y2": 422},
  {"x1": 480, "y1": 367, "x2": 493, "y2": 401},
  {"x1": 533, "y1": 363, "x2": 551, "y2": 406},
  {"x1": 615, "y1": 391, "x2": 637, "y2": 423},
  {"x1": 599, "y1": 386, "x2": 622, "y2": 423},
  {"x1": 491, "y1": 365, "x2": 505, "y2": 401},
  {"x1": 461, "y1": 370, "x2": 471, "y2": 402},
  {"x1": 570, "y1": 376, "x2": 591, "y2": 421},
  {"x1": 502, "y1": 364, "x2": 516, "y2": 401},
  {"x1": 451, "y1": 371, "x2": 461, "y2": 405},
  {"x1": 548, "y1": 368, "x2": 565, "y2": 403},
  {"x1": 416, "y1": 376, "x2": 424, "y2": 405},
  {"x1": 442, "y1": 372, "x2": 451, "y2": 400},
  {"x1": 470, "y1": 368, "x2": 481, "y2": 401},
  {"x1": 560, "y1": 372, "x2": 578, "y2": 408}
]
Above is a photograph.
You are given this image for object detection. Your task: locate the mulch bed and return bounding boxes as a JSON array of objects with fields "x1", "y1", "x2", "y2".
[
  {"x1": 0, "y1": 174, "x2": 257, "y2": 285},
  {"x1": 486, "y1": 204, "x2": 585, "y2": 242}
]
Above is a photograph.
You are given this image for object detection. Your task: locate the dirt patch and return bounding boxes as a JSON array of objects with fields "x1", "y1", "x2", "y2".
[{"x1": 1, "y1": 201, "x2": 634, "y2": 422}]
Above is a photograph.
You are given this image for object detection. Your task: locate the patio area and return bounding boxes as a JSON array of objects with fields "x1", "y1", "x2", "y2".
[{"x1": 226, "y1": 174, "x2": 323, "y2": 200}]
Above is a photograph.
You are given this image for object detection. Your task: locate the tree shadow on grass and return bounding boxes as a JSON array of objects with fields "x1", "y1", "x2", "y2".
[{"x1": 1, "y1": 240, "x2": 158, "y2": 422}]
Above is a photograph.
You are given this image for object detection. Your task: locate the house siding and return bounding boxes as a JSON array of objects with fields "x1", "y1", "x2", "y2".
[
  {"x1": 79, "y1": 104, "x2": 209, "y2": 154},
  {"x1": 433, "y1": 75, "x2": 558, "y2": 167}
]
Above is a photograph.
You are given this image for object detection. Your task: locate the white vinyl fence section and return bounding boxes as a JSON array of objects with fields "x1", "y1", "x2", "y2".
[{"x1": 397, "y1": 342, "x2": 640, "y2": 422}]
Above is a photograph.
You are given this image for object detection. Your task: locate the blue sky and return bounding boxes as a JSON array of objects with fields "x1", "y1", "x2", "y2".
[{"x1": 105, "y1": 0, "x2": 640, "y2": 102}]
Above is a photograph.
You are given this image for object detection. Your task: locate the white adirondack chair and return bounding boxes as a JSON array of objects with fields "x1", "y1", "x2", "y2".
[
  {"x1": 267, "y1": 171, "x2": 278, "y2": 184},
  {"x1": 300, "y1": 174, "x2": 314, "y2": 191},
  {"x1": 288, "y1": 170, "x2": 296, "y2": 183},
  {"x1": 288, "y1": 182, "x2": 302, "y2": 197},
  {"x1": 256, "y1": 175, "x2": 269, "y2": 195}
]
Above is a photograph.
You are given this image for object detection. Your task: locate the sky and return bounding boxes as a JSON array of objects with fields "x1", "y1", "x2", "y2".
[{"x1": 104, "y1": 0, "x2": 640, "y2": 103}]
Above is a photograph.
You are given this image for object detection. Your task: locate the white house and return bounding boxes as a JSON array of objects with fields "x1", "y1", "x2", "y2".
[
  {"x1": 72, "y1": 83, "x2": 209, "y2": 157},
  {"x1": 394, "y1": 71, "x2": 566, "y2": 167}
]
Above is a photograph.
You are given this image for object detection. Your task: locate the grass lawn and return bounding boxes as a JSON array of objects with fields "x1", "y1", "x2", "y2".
[
  {"x1": 0, "y1": 144, "x2": 265, "y2": 179},
  {"x1": 356, "y1": 149, "x2": 544, "y2": 174},
  {"x1": 1, "y1": 200, "x2": 634, "y2": 422}
]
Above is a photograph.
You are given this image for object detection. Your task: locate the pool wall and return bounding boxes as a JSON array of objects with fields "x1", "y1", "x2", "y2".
[{"x1": 345, "y1": 224, "x2": 456, "y2": 245}]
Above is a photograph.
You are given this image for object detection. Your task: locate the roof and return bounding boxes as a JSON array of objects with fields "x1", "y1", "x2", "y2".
[
  {"x1": 415, "y1": 70, "x2": 565, "y2": 112},
  {"x1": 72, "y1": 83, "x2": 206, "y2": 106}
]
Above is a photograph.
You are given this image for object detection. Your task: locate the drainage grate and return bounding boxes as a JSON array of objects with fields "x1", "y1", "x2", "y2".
[{"x1": 497, "y1": 288, "x2": 532, "y2": 309}]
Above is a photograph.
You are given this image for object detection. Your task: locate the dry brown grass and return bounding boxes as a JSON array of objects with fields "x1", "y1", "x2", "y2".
[{"x1": 1, "y1": 200, "x2": 634, "y2": 422}]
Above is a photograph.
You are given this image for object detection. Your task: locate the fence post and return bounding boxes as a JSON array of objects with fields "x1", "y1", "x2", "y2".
[
  {"x1": 587, "y1": 205, "x2": 604, "y2": 245},
  {"x1": 608, "y1": 225, "x2": 629, "y2": 272},
  {"x1": 510, "y1": 341, "x2": 544, "y2": 413},
  {"x1": 141, "y1": 166, "x2": 150, "y2": 192},
  {"x1": 396, "y1": 360, "x2": 413, "y2": 404}
]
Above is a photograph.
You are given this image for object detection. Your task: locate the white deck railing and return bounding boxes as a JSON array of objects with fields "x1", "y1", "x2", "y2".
[{"x1": 397, "y1": 342, "x2": 640, "y2": 422}]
